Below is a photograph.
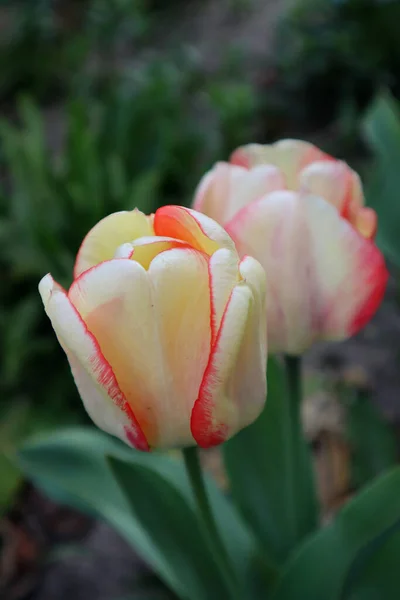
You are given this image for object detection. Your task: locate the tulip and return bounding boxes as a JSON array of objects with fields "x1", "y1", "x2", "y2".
[
  {"x1": 193, "y1": 139, "x2": 388, "y2": 354},
  {"x1": 39, "y1": 206, "x2": 267, "y2": 451}
]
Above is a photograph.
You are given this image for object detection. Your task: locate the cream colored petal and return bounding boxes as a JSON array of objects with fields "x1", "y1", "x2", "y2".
[
  {"x1": 228, "y1": 255, "x2": 267, "y2": 425},
  {"x1": 227, "y1": 190, "x2": 309, "y2": 353},
  {"x1": 227, "y1": 191, "x2": 387, "y2": 354},
  {"x1": 68, "y1": 259, "x2": 165, "y2": 447},
  {"x1": 74, "y1": 209, "x2": 153, "y2": 277},
  {"x1": 191, "y1": 276, "x2": 266, "y2": 447},
  {"x1": 38, "y1": 273, "x2": 148, "y2": 450},
  {"x1": 148, "y1": 247, "x2": 212, "y2": 447},
  {"x1": 193, "y1": 162, "x2": 284, "y2": 224},
  {"x1": 69, "y1": 250, "x2": 213, "y2": 449},
  {"x1": 299, "y1": 160, "x2": 364, "y2": 216},
  {"x1": 231, "y1": 139, "x2": 329, "y2": 189},
  {"x1": 208, "y1": 247, "x2": 240, "y2": 343},
  {"x1": 154, "y1": 205, "x2": 236, "y2": 256},
  {"x1": 225, "y1": 165, "x2": 286, "y2": 221},
  {"x1": 114, "y1": 236, "x2": 191, "y2": 269},
  {"x1": 304, "y1": 195, "x2": 387, "y2": 341},
  {"x1": 193, "y1": 162, "x2": 241, "y2": 224}
]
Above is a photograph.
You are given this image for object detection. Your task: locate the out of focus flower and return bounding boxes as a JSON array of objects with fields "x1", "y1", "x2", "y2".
[
  {"x1": 193, "y1": 139, "x2": 388, "y2": 354},
  {"x1": 39, "y1": 206, "x2": 267, "y2": 450}
]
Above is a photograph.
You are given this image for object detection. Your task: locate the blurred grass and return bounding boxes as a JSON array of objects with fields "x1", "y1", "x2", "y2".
[{"x1": 0, "y1": 0, "x2": 259, "y2": 509}]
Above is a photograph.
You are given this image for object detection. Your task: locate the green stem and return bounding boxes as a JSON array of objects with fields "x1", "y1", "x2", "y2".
[
  {"x1": 285, "y1": 354, "x2": 303, "y2": 436},
  {"x1": 284, "y1": 355, "x2": 318, "y2": 542},
  {"x1": 183, "y1": 446, "x2": 238, "y2": 597}
]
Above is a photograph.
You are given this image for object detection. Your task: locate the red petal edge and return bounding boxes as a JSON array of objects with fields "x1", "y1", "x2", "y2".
[
  {"x1": 61, "y1": 284, "x2": 149, "y2": 451},
  {"x1": 349, "y1": 244, "x2": 389, "y2": 336},
  {"x1": 190, "y1": 290, "x2": 234, "y2": 448}
]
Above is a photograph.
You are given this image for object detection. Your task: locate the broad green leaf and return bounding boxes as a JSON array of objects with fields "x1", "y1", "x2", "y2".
[
  {"x1": 343, "y1": 526, "x2": 400, "y2": 600},
  {"x1": 363, "y1": 91, "x2": 400, "y2": 266},
  {"x1": 223, "y1": 357, "x2": 318, "y2": 565},
  {"x1": 271, "y1": 466, "x2": 400, "y2": 600},
  {"x1": 108, "y1": 456, "x2": 234, "y2": 600},
  {"x1": 18, "y1": 427, "x2": 255, "y2": 598}
]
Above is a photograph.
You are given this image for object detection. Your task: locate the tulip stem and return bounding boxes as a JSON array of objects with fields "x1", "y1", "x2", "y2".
[
  {"x1": 284, "y1": 355, "x2": 318, "y2": 542},
  {"x1": 183, "y1": 446, "x2": 238, "y2": 596}
]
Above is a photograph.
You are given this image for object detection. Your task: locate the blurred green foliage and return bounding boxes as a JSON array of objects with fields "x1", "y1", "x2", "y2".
[
  {"x1": 0, "y1": 1, "x2": 258, "y2": 508},
  {"x1": 1, "y1": 0, "x2": 400, "y2": 513},
  {"x1": 363, "y1": 91, "x2": 400, "y2": 268},
  {"x1": 266, "y1": 0, "x2": 400, "y2": 139}
]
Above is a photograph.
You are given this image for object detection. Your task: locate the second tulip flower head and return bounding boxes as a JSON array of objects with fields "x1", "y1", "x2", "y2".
[{"x1": 194, "y1": 139, "x2": 388, "y2": 355}]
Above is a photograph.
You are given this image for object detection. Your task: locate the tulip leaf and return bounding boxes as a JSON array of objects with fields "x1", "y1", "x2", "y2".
[
  {"x1": 107, "y1": 455, "x2": 234, "y2": 600},
  {"x1": 223, "y1": 357, "x2": 318, "y2": 565},
  {"x1": 363, "y1": 91, "x2": 400, "y2": 266},
  {"x1": 341, "y1": 525, "x2": 400, "y2": 600},
  {"x1": 271, "y1": 466, "x2": 400, "y2": 600},
  {"x1": 17, "y1": 427, "x2": 255, "y2": 600}
]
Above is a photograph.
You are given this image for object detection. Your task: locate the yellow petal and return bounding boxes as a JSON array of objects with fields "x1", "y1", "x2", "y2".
[
  {"x1": 69, "y1": 250, "x2": 212, "y2": 449},
  {"x1": 114, "y1": 236, "x2": 191, "y2": 269},
  {"x1": 39, "y1": 273, "x2": 148, "y2": 450},
  {"x1": 74, "y1": 209, "x2": 153, "y2": 277},
  {"x1": 154, "y1": 205, "x2": 236, "y2": 256}
]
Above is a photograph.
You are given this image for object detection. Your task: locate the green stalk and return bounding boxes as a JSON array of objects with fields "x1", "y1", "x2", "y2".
[{"x1": 284, "y1": 355, "x2": 319, "y2": 542}]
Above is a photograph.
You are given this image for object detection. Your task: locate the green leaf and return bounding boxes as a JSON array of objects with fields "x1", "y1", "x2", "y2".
[
  {"x1": 342, "y1": 526, "x2": 400, "y2": 600},
  {"x1": 108, "y1": 456, "x2": 233, "y2": 600},
  {"x1": 363, "y1": 91, "x2": 400, "y2": 265},
  {"x1": 271, "y1": 466, "x2": 400, "y2": 600},
  {"x1": 18, "y1": 427, "x2": 255, "y2": 598},
  {"x1": 223, "y1": 357, "x2": 318, "y2": 565}
]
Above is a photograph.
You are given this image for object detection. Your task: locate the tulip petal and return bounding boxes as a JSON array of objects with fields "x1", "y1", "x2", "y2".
[
  {"x1": 351, "y1": 206, "x2": 377, "y2": 240},
  {"x1": 227, "y1": 192, "x2": 388, "y2": 353},
  {"x1": 193, "y1": 163, "x2": 236, "y2": 225},
  {"x1": 154, "y1": 205, "x2": 236, "y2": 256},
  {"x1": 148, "y1": 247, "x2": 212, "y2": 447},
  {"x1": 124, "y1": 236, "x2": 191, "y2": 269},
  {"x1": 69, "y1": 251, "x2": 212, "y2": 449},
  {"x1": 69, "y1": 259, "x2": 164, "y2": 447},
  {"x1": 229, "y1": 255, "x2": 267, "y2": 421},
  {"x1": 38, "y1": 274, "x2": 148, "y2": 450},
  {"x1": 299, "y1": 160, "x2": 364, "y2": 218},
  {"x1": 191, "y1": 261, "x2": 267, "y2": 448},
  {"x1": 305, "y1": 196, "x2": 388, "y2": 339},
  {"x1": 193, "y1": 162, "x2": 285, "y2": 224},
  {"x1": 208, "y1": 247, "x2": 240, "y2": 343},
  {"x1": 74, "y1": 209, "x2": 153, "y2": 277},
  {"x1": 231, "y1": 139, "x2": 330, "y2": 189}
]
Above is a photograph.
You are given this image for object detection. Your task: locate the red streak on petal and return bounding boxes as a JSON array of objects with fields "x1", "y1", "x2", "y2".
[{"x1": 190, "y1": 290, "x2": 234, "y2": 448}]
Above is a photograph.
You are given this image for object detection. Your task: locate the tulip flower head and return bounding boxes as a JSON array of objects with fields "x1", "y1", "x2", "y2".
[
  {"x1": 194, "y1": 139, "x2": 388, "y2": 354},
  {"x1": 39, "y1": 206, "x2": 267, "y2": 450}
]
